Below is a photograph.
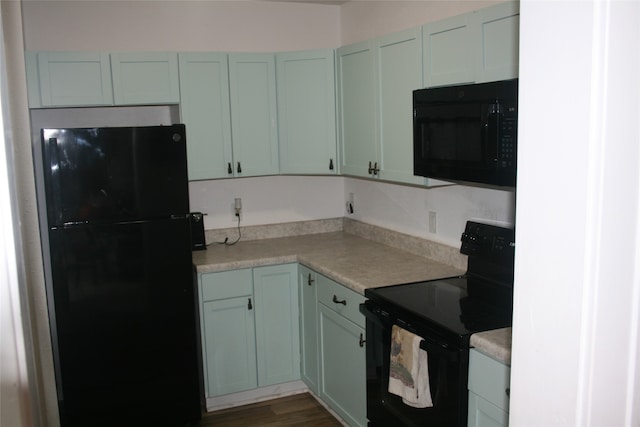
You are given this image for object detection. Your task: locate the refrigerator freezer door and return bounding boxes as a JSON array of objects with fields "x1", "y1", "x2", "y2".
[
  {"x1": 41, "y1": 125, "x2": 189, "y2": 226},
  {"x1": 47, "y1": 218, "x2": 201, "y2": 426}
]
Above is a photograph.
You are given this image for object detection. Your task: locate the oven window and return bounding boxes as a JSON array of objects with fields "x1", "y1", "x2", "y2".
[{"x1": 363, "y1": 305, "x2": 468, "y2": 427}]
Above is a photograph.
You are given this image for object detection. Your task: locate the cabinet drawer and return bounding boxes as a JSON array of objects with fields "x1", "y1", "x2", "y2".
[
  {"x1": 468, "y1": 349, "x2": 511, "y2": 412},
  {"x1": 200, "y1": 269, "x2": 253, "y2": 302},
  {"x1": 317, "y1": 275, "x2": 365, "y2": 328}
]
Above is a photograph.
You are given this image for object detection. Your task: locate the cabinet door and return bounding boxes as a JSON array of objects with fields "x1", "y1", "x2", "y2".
[
  {"x1": 111, "y1": 52, "x2": 180, "y2": 105},
  {"x1": 423, "y1": 13, "x2": 477, "y2": 87},
  {"x1": 253, "y1": 264, "x2": 300, "y2": 387},
  {"x1": 375, "y1": 27, "x2": 427, "y2": 186},
  {"x1": 28, "y1": 51, "x2": 113, "y2": 107},
  {"x1": 474, "y1": 2, "x2": 520, "y2": 82},
  {"x1": 337, "y1": 40, "x2": 378, "y2": 178},
  {"x1": 178, "y1": 53, "x2": 234, "y2": 180},
  {"x1": 318, "y1": 304, "x2": 366, "y2": 427},
  {"x1": 277, "y1": 49, "x2": 337, "y2": 175},
  {"x1": 468, "y1": 393, "x2": 509, "y2": 427},
  {"x1": 228, "y1": 53, "x2": 279, "y2": 177},
  {"x1": 298, "y1": 265, "x2": 319, "y2": 393},
  {"x1": 202, "y1": 296, "x2": 257, "y2": 397}
]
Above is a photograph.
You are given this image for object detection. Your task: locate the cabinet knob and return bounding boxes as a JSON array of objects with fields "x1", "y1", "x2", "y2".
[
  {"x1": 359, "y1": 333, "x2": 366, "y2": 347},
  {"x1": 368, "y1": 161, "x2": 373, "y2": 175},
  {"x1": 237, "y1": 162, "x2": 242, "y2": 174},
  {"x1": 332, "y1": 295, "x2": 347, "y2": 306},
  {"x1": 329, "y1": 158, "x2": 334, "y2": 171},
  {"x1": 506, "y1": 388, "x2": 510, "y2": 398},
  {"x1": 307, "y1": 274, "x2": 315, "y2": 286},
  {"x1": 247, "y1": 298, "x2": 253, "y2": 310},
  {"x1": 372, "y1": 162, "x2": 379, "y2": 175},
  {"x1": 227, "y1": 162, "x2": 233, "y2": 174}
]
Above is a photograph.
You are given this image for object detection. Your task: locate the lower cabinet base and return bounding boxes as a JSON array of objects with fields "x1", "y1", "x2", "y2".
[{"x1": 204, "y1": 380, "x2": 307, "y2": 412}]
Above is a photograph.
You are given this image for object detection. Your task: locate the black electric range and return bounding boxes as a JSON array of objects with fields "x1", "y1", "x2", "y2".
[{"x1": 360, "y1": 221, "x2": 515, "y2": 427}]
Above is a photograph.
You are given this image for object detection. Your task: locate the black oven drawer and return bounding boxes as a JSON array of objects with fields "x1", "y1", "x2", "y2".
[{"x1": 360, "y1": 300, "x2": 469, "y2": 427}]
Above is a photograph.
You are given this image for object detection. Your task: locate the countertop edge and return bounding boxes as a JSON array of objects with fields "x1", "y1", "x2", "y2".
[{"x1": 470, "y1": 327, "x2": 512, "y2": 365}]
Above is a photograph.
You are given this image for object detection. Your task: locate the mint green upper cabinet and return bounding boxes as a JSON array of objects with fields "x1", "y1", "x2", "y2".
[
  {"x1": 376, "y1": 28, "x2": 427, "y2": 185},
  {"x1": 110, "y1": 52, "x2": 180, "y2": 105},
  {"x1": 474, "y1": 2, "x2": 520, "y2": 83},
  {"x1": 337, "y1": 40, "x2": 378, "y2": 178},
  {"x1": 253, "y1": 264, "x2": 300, "y2": 387},
  {"x1": 178, "y1": 53, "x2": 233, "y2": 181},
  {"x1": 228, "y1": 53, "x2": 279, "y2": 177},
  {"x1": 26, "y1": 51, "x2": 113, "y2": 107},
  {"x1": 423, "y1": 13, "x2": 477, "y2": 87},
  {"x1": 277, "y1": 49, "x2": 337, "y2": 175},
  {"x1": 298, "y1": 265, "x2": 319, "y2": 394},
  {"x1": 199, "y1": 269, "x2": 257, "y2": 397}
]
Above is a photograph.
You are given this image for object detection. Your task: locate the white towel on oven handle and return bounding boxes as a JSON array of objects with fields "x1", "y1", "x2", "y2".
[{"x1": 388, "y1": 325, "x2": 433, "y2": 408}]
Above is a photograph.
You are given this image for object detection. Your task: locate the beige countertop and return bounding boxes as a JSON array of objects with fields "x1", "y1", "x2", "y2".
[
  {"x1": 470, "y1": 327, "x2": 512, "y2": 365},
  {"x1": 192, "y1": 226, "x2": 511, "y2": 363},
  {"x1": 193, "y1": 231, "x2": 465, "y2": 295}
]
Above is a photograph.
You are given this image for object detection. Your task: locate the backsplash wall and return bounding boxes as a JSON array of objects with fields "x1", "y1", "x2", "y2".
[{"x1": 189, "y1": 175, "x2": 515, "y2": 249}]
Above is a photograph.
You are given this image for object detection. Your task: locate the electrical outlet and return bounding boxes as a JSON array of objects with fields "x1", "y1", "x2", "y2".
[
  {"x1": 347, "y1": 192, "x2": 355, "y2": 214},
  {"x1": 234, "y1": 198, "x2": 242, "y2": 219},
  {"x1": 428, "y1": 211, "x2": 437, "y2": 233}
]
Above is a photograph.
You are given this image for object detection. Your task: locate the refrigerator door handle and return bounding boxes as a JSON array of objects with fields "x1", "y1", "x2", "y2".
[{"x1": 45, "y1": 137, "x2": 63, "y2": 224}]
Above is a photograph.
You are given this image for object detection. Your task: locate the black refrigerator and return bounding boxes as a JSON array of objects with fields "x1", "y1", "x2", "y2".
[{"x1": 38, "y1": 124, "x2": 202, "y2": 426}]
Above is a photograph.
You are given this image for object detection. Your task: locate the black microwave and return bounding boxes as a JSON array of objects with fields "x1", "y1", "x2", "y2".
[{"x1": 413, "y1": 79, "x2": 518, "y2": 187}]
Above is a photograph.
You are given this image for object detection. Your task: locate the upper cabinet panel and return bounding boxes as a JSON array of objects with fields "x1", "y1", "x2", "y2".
[
  {"x1": 422, "y1": 13, "x2": 478, "y2": 87},
  {"x1": 474, "y1": 2, "x2": 520, "y2": 83},
  {"x1": 337, "y1": 40, "x2": 377, "y2": 178},
  {"x1": 228, "y1": 53, "x2": 279, "y2": 177},
  {"x1": 27, "y1": 51, "x2": 114, "y2": 107},
  {"x1": 375, "y1": 27, "x2": 426, "y2": 185},
  {"x1": 277, "y1": 49, "x2": 337, "y2": 175},
  {"x1": 111, "y1": 52, "x2": 180, "y2": 105},
  {"x1": 178, "y1": 52, "x2": 233, "y2": 181}
]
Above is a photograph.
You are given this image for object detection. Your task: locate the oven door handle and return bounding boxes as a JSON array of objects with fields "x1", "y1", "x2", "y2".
[
  {"x1": 419, "y1": 339, "x2": 458, "y2": 363},
  {"x1": 360, "y1": 301, "x2": 459, "y2": 362}
]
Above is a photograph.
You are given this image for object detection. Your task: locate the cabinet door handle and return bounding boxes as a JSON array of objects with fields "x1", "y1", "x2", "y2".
[
  {"x1": 359, "y1": 333, "x2": 366, "y2": 347},
  {"x1": 332, "y1": 295, "x2": 346, "y2": 306},
  {"x1": 506, "y1": 388, "x2": 510, "y2": 398},
  {"x1": 372, "y1": 162, "x2": 379, "y2": 175},
  {"x1": 247, "y1": 298, "x2": 253, "y2": 310},
  {"x1": 368, "y1": 161, "x2": 373, "y2": 175},
  {"x1": 227, "y1": 162, "x2": 233, "y2": 174},
  {"x1": 329, "y1": 158, "x2": 334, "y2": 170},
  {"x1": 307, "y1": 273, "x2": 315, "y2": 286},
  {"x1": 237, "y1": 162, "x2": 242, "y2": 174}
]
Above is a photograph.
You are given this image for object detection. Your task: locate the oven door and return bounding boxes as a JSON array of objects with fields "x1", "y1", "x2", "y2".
[{"x1": 360, "y1": 300, "x2": 469, "y2": 427}]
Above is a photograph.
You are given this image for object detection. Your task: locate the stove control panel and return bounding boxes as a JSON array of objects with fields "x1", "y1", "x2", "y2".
[{"x1": 460, "y1": 221, "x2": 515, "y2": 259}]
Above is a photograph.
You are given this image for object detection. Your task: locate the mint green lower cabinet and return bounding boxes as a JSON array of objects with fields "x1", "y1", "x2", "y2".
[
  {"x1": 298, "y1": 265, "x2": 319, "y2": 394},
  {"x1": 318, "y1": 305, "x2": 366, "y2": 427},
  {"x1": 468, "y1": 349, "x2": 511, "y2": 427},
  {"x1": 198, "y1": 265, "x2": 300, "y2": 399},
  {"x1": 202, "y1": 296, "x2": 257, "y2": 397},
  {"x1": 317, "y1": 275, "x2": 366, "y2": 427},
  {"x1": 253, "y1": 264, "x2": 300, "y2": 387}
]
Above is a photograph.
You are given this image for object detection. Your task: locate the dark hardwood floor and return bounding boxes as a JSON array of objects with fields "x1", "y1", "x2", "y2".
[{"x1": 196, "y1": 393, "x2": 343, "y2": 426}]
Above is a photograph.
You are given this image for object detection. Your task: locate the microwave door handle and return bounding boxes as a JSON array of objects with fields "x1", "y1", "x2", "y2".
[{"x1": 484, "y1": 105, "x2": 499, "y2": 164}]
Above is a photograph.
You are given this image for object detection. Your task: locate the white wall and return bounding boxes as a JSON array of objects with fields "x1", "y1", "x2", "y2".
[
  {"x1": 21, "y1": 0, "x2": 341, "y2": 51},
  {"x1": 344, "y1": 178, "x2": 514, "y2": 247},
  {"x1": 340, "y1": 0, "x2": 500, "y2": 45},
  {"x1": 511, "y1": 1, "x2": 640, "y2": 425},
  {"x1": 190, "y1": 175, "x2": 345, "y2": 229}
]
